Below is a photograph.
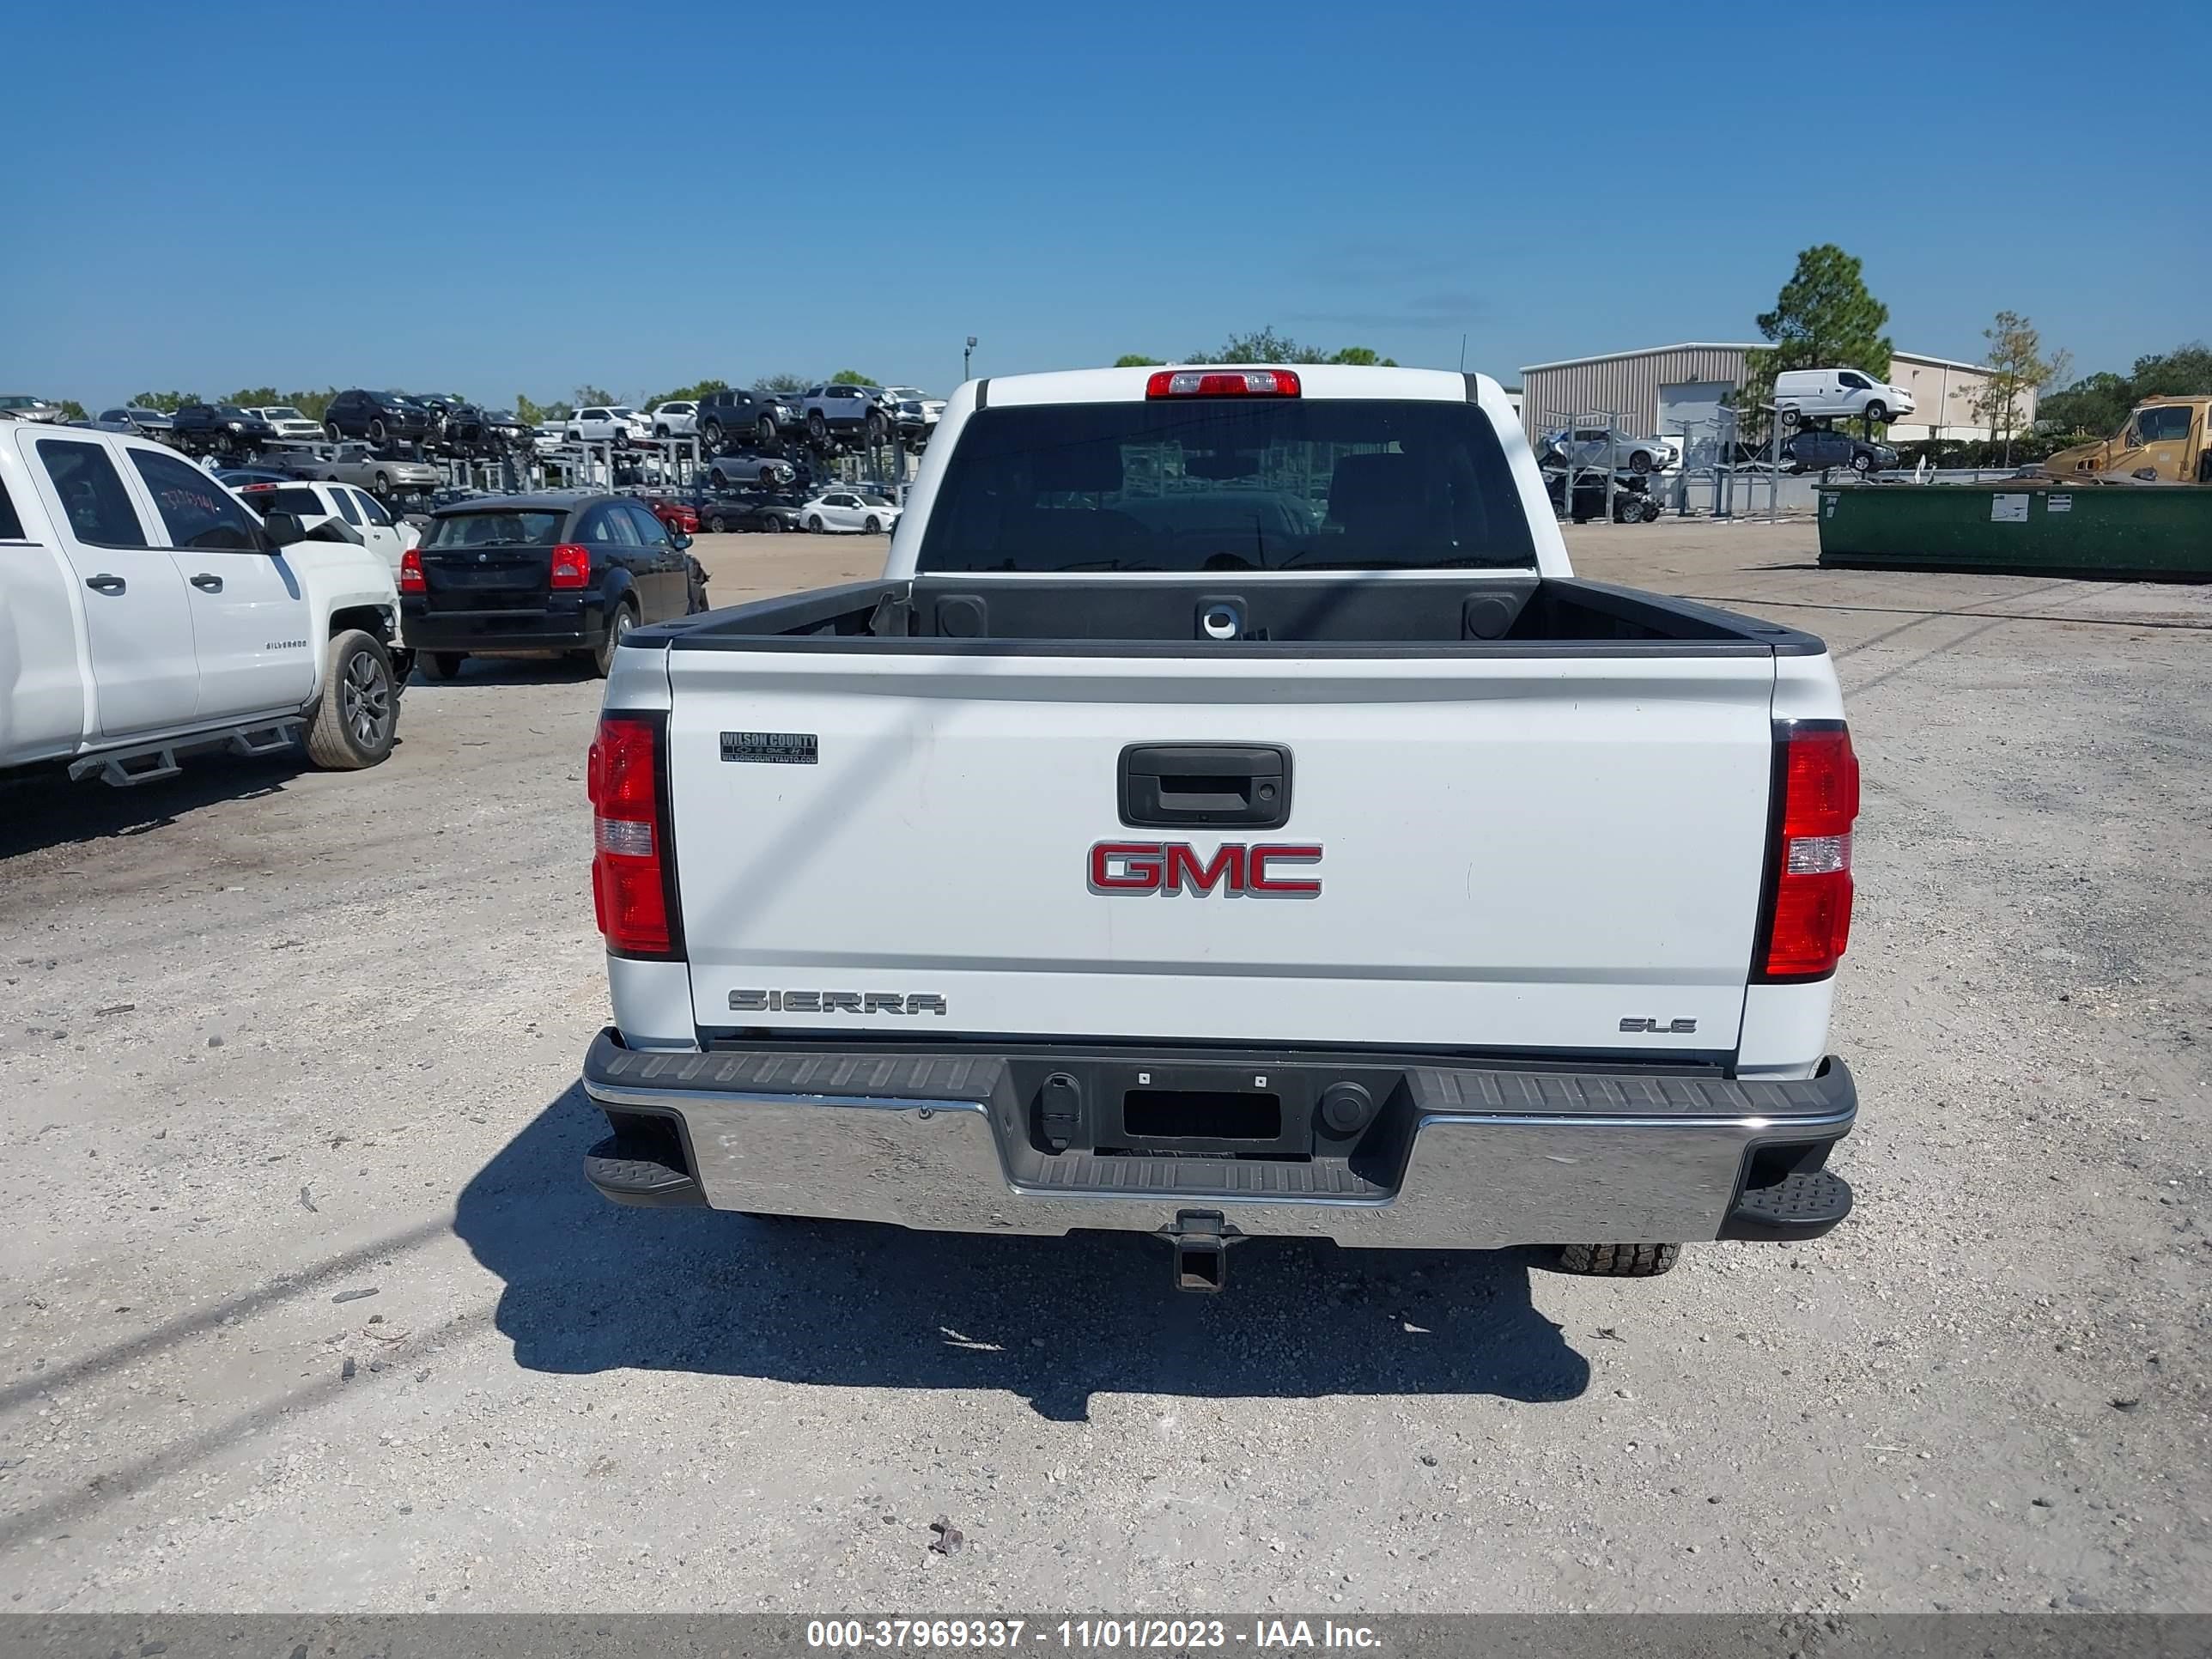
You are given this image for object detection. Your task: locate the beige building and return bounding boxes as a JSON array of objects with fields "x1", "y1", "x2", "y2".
[{"x1": 1517, "y1": 343, "x2": 2035, "y2": 445}]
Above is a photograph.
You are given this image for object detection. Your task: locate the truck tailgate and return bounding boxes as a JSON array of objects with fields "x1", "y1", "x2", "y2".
[{"x1": 665, "y1": 650, "x2": 1777, "y2": 1054}]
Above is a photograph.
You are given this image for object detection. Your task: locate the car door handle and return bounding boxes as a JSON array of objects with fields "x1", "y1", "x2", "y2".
[
  {"x1": 85, "y1": 574, "x2": 127, "y2": 595},
  {"x1": 191, "y1": 573, "x2": 224, "y2": 592}
]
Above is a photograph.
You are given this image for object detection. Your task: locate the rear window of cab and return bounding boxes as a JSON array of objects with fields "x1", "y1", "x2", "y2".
[{"x1": 917, "y1": 398, "x2": 1535, "y2": 574}]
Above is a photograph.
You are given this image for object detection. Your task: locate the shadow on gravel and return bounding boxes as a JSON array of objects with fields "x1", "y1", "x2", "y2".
[
  {"x1": 0, "y1": 754, "x2": 297, "y2": 859},
  {"x1": 456, "y1": 1086, "x2": 1592, "y2": 1420},
  {"x1": 410, "y1": 655, "x2": 599, "y2": 686}
]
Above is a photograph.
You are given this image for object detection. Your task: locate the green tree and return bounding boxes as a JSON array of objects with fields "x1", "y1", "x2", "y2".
[
  {"x1": 2034, "y1": 342, "x2": 2210, "y2": 438},
  {"x1": 573, "y1": 385, "x2": 615, "y2": 407},
  {"x1": 1185, "y1": 329, "x2": 1398, "y2": 367},
  {"x1": 642, "y1": 378, "x2": 730, "y2": 409},
  {"x1": 131, "y1": 391, "x2": 199, "y2": 412},
  {"x1": 755, "y1": 373, "x2": 807, "y2": 395},
  {"x1": 58, "y1": 399, "x2": 88, "y2": 422},
  {"x1": 1741, "y1": 245, "x2": 1894, "y2": 437},
  {"x1": 1114, "y1": 354, "x2": 1164, "y2": 368},
  {"x1": 227, "y1": 386, "x2": 281, "y2": 407},
  {"x1": 285, "y1": 388, "x2": 338, "y2": 423},
  {"x1": 1194, "y1": 327, "x2": 1329, "y2": 365},
  {"x1": 830, "y1": 368, "x2": 876, "y2": 386},
  {"x1": 2129, "y1": 342, "x2": 2212, "y2": 398},
  {"x1": 515, "y1": 392, "x2": 548, "y2": 424},
  {"x1": 1966, "y1": 311, "x2": 2068, "y2": 465}
]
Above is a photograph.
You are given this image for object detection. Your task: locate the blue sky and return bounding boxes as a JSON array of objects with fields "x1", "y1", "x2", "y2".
[{"x1": 8, "y1": 0, "x2": 2205, "y2": 410}]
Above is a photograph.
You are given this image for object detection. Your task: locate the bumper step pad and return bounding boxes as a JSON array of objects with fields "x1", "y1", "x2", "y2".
[
  {"x1": 1720, "y1": 1170, "x2": 1852, "y2": 1241},
  {"x1": 582, "y1": 1136, "x2": 705, "y2": 1209}
]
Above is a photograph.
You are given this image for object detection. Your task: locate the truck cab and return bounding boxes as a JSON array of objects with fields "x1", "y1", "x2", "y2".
[
  {"x1": 0, "y1": 424, "x2": 404, "y2": 783},
  {"x1": 2043, "y1": 396, "x2": 2211, "y2": 483}
]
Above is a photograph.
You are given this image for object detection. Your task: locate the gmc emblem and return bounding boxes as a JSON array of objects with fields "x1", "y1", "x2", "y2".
[{"x1": 1089, "y1": 841, "x2": 1322, "y2": 897}]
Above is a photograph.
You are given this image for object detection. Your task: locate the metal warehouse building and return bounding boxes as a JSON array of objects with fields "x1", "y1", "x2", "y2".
[{"x1": 1517, "y1": 343, "x2": 2030, "y2": 445}]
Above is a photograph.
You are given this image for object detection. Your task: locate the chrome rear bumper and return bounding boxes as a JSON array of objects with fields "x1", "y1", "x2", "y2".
[{"x1": 580, "y1": 1030, "x2": 1855, "y2": 1249}]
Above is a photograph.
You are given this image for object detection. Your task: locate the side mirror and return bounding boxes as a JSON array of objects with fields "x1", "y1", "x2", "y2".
[{"x1": 670, "y1": 531, "x2": 693, "y2": 551}]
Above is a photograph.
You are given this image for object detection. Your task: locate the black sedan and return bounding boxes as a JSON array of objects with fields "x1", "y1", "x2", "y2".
[
  {"x1": 400, "y1": 493, "x2": 705, "y2": 680},
  {"x1": 168, "y1": 402, "x2": 279, "y2": 459},
  {"x1": 696, "y1": 490, "x2": 805, "y2": 533},
  {"x1": 1784, "y1": 430, "x2": 1897, "y2": 476}
]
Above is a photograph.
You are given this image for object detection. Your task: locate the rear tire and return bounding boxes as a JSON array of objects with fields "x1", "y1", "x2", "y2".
[
  {"x1": 305, "y1": 630, "x2": 398, "y2": 770},
  {"x1": 592, "y1": 599, "x2": 638, "y2": 678},
  {"x1": 422, "y1": 651, "x2": 465, "y2": 682},
  {"x1": 1559, "y1": 1243, "x2": 1680, "y2": 1277}
]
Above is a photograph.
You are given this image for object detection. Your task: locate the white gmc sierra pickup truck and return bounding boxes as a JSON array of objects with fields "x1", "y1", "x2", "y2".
[
  {"x1": 579, "y1": 366, "x2": 1860, "y2": 1290},
  {"x1": 1, "y1": 424, "x2": 404, "y2": 784}
]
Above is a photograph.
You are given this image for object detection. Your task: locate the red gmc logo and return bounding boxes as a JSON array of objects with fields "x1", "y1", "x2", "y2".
[{"x1": 1089, "y1": 842, "x2": 1322, "y2": 897}]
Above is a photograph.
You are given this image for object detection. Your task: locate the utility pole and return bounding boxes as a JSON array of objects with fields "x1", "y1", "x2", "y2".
[{"x1": 964, "y1": 336, "x2": 977, "y2": 382}]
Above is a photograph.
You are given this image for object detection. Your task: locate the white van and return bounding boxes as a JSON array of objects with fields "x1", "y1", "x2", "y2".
[{"x1": 1774, "y1": 368, "x2": 1916, "y2": 428}]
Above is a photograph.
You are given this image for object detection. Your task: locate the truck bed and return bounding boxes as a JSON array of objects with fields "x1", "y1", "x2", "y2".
[{"x1": 643, "y1": 575, "x2": 1820, "y2": 654}]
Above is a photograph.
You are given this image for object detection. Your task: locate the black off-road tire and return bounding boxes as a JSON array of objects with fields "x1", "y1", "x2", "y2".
[
  {"x1": 422, "y1": 651, "x2": 465, "y2": 682},
  {"x1": 305, "y1": 630, "x2": 398, "y2": 770},
  {"x1": 1559, "y1": 1243, "x2": 1680, "y2": 1277},
  {"x1": 592, "y1": 599, "x2": 638, "y2": 678}
]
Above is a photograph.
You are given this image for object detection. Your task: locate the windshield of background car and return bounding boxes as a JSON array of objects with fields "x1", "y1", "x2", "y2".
[
  {"x1": 424, "y1": 510, "x2": 569, "y2": 548},
  {"x1": 266, "y1": 408, "x2": 307, "y2": 421},
  {"x1": 216, "y1": 404, "x2": 250, "y2": 418},
  {"x1": 915, "y1": 398, "x2": 1537, "y2": 573}
]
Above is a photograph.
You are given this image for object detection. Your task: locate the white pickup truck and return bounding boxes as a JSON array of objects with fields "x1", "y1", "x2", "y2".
[
  {"x1": 0, "y1": 424, "x2": 404, "y2": 785},
  {"x1": 578, "y1": 366, "x2": 1861, "y2": 1290}
]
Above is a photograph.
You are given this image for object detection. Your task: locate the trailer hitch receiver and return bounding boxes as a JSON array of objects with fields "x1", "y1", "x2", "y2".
[{"x1": 1165, "y1": 1211, "x2": 1231, "y2": 1293}]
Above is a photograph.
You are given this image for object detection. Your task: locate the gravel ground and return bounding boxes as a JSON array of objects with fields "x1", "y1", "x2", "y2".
[{"x1": 2, "y1": 522, "x2": 2207, "y2": 1613}]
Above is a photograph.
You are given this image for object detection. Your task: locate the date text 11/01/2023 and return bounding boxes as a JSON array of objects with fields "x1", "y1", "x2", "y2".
[{"x1": 805, "y1": 1620, "x2": 1382, "y2": 1651}]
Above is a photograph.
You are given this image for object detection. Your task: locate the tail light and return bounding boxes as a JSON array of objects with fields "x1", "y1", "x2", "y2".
[
  {"x1": 1146, "y1": 368, "x2": 1302, "y2": 399},
  {"x1": 398, "y1": 549, "x2": 425, "y2": 595},
  {"x1": 588, "y1": 713, "x2": 681, "y2": 958},
  {"x1": 550, "y1": 544, "x2": 591, "y2": 589},
  {"x1": 1758, "y1": 722, "x2": 1859, "y2": 980}
]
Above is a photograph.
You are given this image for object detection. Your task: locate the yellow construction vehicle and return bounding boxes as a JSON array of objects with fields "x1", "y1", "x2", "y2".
[{"x1": 2042, "y1": 395, "x2": 2212, "y2": 483}]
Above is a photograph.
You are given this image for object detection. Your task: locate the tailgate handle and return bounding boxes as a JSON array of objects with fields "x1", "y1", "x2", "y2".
[{"x1": 1119, "y1": 744, "x2": 1291, "y2": 830}]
